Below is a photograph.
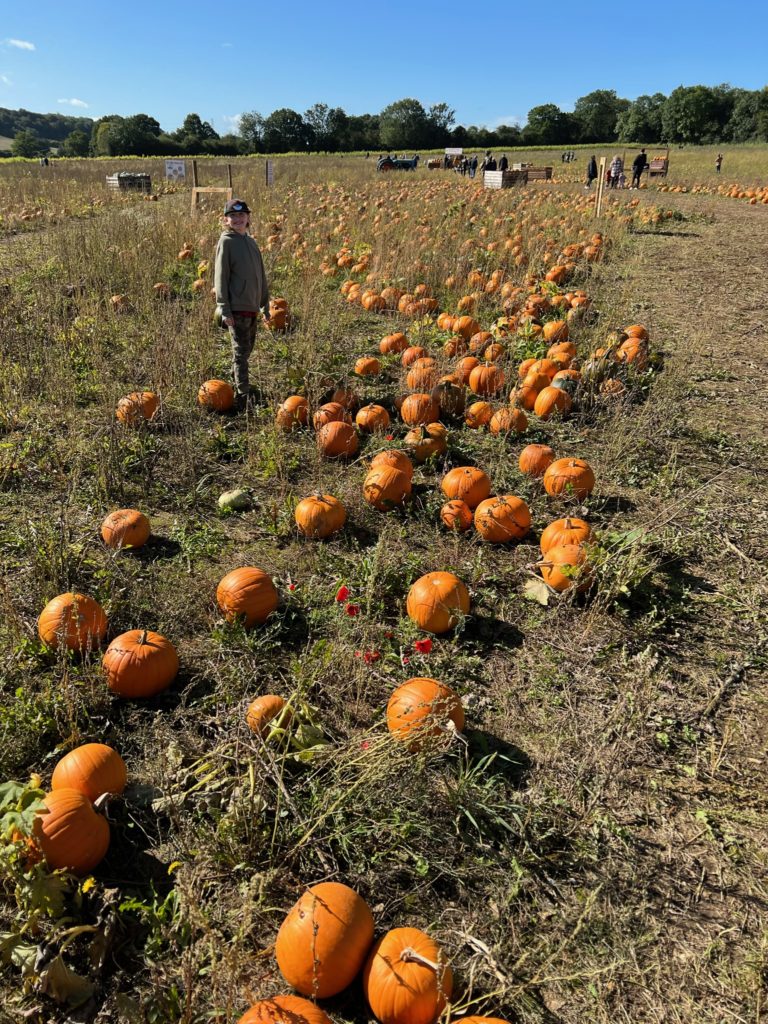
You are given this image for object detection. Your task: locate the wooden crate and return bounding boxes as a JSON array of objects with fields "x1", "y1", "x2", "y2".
[
  {"x1": 526, "y1": 166, "x2": 553, "y2": 181},
  {"x1": 106, "y1": 172, "x2": 151, "y2": 192},
  {"x1": 648, "y1": 159, "x2": 669, "y2": 177},
  {"x1": 484, "y1": 169, "x2": 528, "y2": 189}
]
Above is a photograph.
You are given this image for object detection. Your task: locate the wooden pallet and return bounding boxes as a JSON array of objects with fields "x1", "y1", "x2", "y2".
[
  {"x1": 484, "y1": 169, "x2": 528, "y2": 189},
  {"x1": 526, "y1": 167, "x2": 553, "y2": 181}
]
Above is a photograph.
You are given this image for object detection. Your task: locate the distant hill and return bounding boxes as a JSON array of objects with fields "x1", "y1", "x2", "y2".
[
  {"x1": 0, "y1": 135, "x2": 13, "y2": 152},
  {"x1": 0, "y1": 108, "x2": 93, "y2": 147}
]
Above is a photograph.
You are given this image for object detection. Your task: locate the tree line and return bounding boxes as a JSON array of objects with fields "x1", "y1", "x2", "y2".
[{"x1": 6, "y1": 85, "x2": 768, "y2": 159}]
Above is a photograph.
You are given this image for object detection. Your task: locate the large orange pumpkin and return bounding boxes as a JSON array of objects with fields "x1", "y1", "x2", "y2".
[
  {"x1": 468, "y1": 363, "x2": 505, "y2": 396},
  {"x1": 534, "y1": 386, "x2": 573, "y2": 420},
  {"x1": 245, "y1": 695, "x2": 291, "y2": 736},
  {"x1": 474, "y1": 495, "x2": 531, "y2": 543},
  {"x1": 238, "y1": 995, "x2": 332, "y2": 1024},
  {"x1": 317, "y1": 421, "x2": 359, "y2": 459},
  {"x1": 276, "y1": 396, "x2": 309, "y2": 431},
  {"x1": 543, "y1": 458, "x2": 595, "y2": 500},
  {"x1": 356, "y1": 404, "x2": 391, "y2": 433},
  {"x1": 116, "y1": 391, "x2": 159, "y2": 425},
  {"x1": 370, "y1": 450, "x2": 414, "y2": 479},
  {"x1": 404, "y1": 423, "x2": 448, "y2": 463},
  {"x1": 539, "y1": 543, "x2": 592, "y2": 592},
  {"x1": 216, "y1": 567, "x2": 279, "y2": 627},
  {"x1": 33, "y1": 789, "x2": 110, "y2": 876},
  {"x1": 101, "y1": 509, "x2": 151, "y2": 550},
  {"x1": 51, "y1": 743, "x2": 127, "y2": 801},
  {"x1": 103, "y1": 629, "x2": 179, "y2": 698},
  {"x1": 312, "y1": 402, "x2": 348, "y2": 431},
  {"x1": 275, "y1": 881, "x2": 375, "y2": 998},
  {"x1": 295, "y1": 495, "x2": 346, "y2": 539},
  {"x1": 441, "y1": 467, "x2": 491, "y2": 510},
  {"x1": 518, "y1": 443, "x2": 555, "y2": 478},
  {"x1": 540, "y1": 516, "x2": 592, "y2": 555},
  {"x1": 38, "y1": 593, "x2": 108, "y2": 653},
  {"x1": 406, "y1": 572, "x2": 470, "y2": 634},
  {"x1": 363, "y1": 466, "x2": 412, "y2": 511},
  {"x1": 400, "y1": 394, "x2": 440, "y2": 426},
  {"x1": 363, "y1": 927, "x2": 453, "y2": 1024},
  {"x1": 198, "y1": 379, "x2": 235, "y2": 412},
  {"x1": 387, "y1": 678, "x2": 465, "y2": 749},
  {"x1": 489, "y1": 407, "x2": 527, "y2": 436}
]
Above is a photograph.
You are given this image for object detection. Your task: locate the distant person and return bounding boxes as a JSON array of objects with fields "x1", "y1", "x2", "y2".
[
  {"x1": 715, "y1": 153, "x2": 723, "y2": 173},
  {"x1": 609, "y1": 154, "x2": 623, "y2": 188},
  {"x1": 214, "y1": 198, "x2": 270, "y2": 413},
  {"x1": 469, "y1": 154, "x2": 478, "y2": 179},
  {"x1": 499, "y1": 153, "x2": 508, "y2": 171},
  {"x1": 486, "y1": 154, "x2": 497, "y2": 171},
  {"x1": 631, "y1": 149, "x2": 648, "y2": 189},
  {"x1": 585, "y1": 154, "x2": 598, "y2": 189}
]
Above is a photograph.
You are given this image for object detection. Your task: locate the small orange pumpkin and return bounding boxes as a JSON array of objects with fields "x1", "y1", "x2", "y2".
[
  {"x1": 387, "y1": 678, "x2": 465, "y2": 748},
  {"x1": 474, "y1": 495, "x2": 531, "y2": 543},
  {"x1": 101, "y1": 509, "x2": 150, "y2": 550},
  {"x1": 295, "y1": 495, "x2": 347, "y2": 539},
  {"x1": 198, "y1": 379, "x2": 235, "y2": 412}
]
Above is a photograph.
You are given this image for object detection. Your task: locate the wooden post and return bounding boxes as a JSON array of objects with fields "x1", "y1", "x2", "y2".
[
  {"x1": 595, "y1": 157, "x2": 607, "y2": 218},
  {"x1": 191, "y1": 160, "x2": 198, "y2": 188},
  {"x1": 227, "y1": 163, "x2": 233, "y2": 188}
]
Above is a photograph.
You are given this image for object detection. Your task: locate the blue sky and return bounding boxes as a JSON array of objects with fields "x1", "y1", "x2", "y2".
[{"x1": 2, "y1": 1, "x2": 766, "y2": 134}]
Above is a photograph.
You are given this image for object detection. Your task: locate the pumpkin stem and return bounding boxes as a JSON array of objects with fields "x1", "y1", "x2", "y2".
[
  {"x1": 138, "y1": 629, "x2": 148, "y2": 645},
  {"x1": 400, "y1": 948, "x2": 442, "y2": 973}
]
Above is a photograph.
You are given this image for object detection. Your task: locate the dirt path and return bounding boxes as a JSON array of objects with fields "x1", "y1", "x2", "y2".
[{"x1": 615, "y1": 192, "x2": 768, "y2": 1021}]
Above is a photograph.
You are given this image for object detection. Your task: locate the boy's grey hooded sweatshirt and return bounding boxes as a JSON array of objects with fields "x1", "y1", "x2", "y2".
[{"x1": 214, "y1": 229, "x2": 270, "y2": 320}]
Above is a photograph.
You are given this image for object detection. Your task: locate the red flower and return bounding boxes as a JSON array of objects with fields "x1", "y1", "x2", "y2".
[
  {"x1": 385, "y1": 434, "x2": 394, "y2": 441},
  {"x1": 345, "y1": 603, "x2": 360, "y2": 617},
  {"x1": 354, "y1": 650, "x2": 362, "y2": 658},
  {"x1": 414, "y1": 638, "x2": 433, "y2": 654},
  {"x1": 384, "y1": 631, "x2": 394, "y2": 640},
  {"x1": 363, "y1": 650, "x2": 380, "y2": 664},
  {"x1": 335, "y1": 585, "x2": 350, "y2": 602},
  {"x1": 401, "y1": 655, "x2": 410, "y2": 666},
  {"x1": 288, "y1": 583, "x2": 296, "y2": 592},
  {"x1": 360, "y1": 740, "x2": 371, "y2": 750}
]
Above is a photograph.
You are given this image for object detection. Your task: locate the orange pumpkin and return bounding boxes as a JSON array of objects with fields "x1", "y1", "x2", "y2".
[
  {"x1": 33, "y1": 789, "x2": 110, "y2": 876},
  {"x1": 198, "y1": 379, "x2": 235, "y2": 412},
  {"x1": 406, "y1": 572, "x2": 470, "y2": 634},
  {"x1": 363, "y1": 466, "x2": 412, "y2": 511},
  {"x1": 518, "y1": 443, "x2": 555, "y2": 478},
  {"x1": 51, "y1": 743, "x2": 127, "y2": 801},
  {"x1": 543, "y1": 458, "x2": 595, "y2": 500},
  {"x1": 317, "y1": 421, "x2": 359, "y2": 459},
  {"x1": 489, "y1": 407, "x2": 527, "y2": 436},
  {"x1": 474, "y1": 495, "x2": 531, "y2": 543},
  {"x1": 533, "y1": 386, "x2": 573, "y2": 420},
  {"x1": 355, "y1": 356, "x2": 381, "y2": 377},
  {"x1": 440, "y1": 500, "x2": 473, "y2": 532},
  {"x1": 356, "y1": 404, "x2": 391, "y2": 433},
  {"x1": 540, "y1": 543, "x2": 592, "y2": 592},
  {"x1": 238, "y1": 996, "x2": 332, "y2": 1024},
  {"x1": 246, "y1": 695, "x2": 291, "y2": 736},
  {"x1": 404, "y1": 423, "x2": 448, "y2": 463},
  {"x1": 101, "y1": 509, "x2": 150, "y2": 550},
  {"x1": 275, "y1": 882, "x2": 375, "y2": 998},
  {"x1": 38, "y1": 593, "x2": 108, "y2": 653},
  {"x1": 276, "y1": 396, "x2": 309, "y2": 431},
  {"x1": 540, "y1": 516, "x2": 592, "y2": 554},
  {"x1": 216, "y1": 567, "x2": 279, "y2": 627},
  {"x1": 465, "y1": 401, "x2": 494, "y2": 429},
  {"x1": 441, "y1": 466, "x2": 491, "y2": 509},
  {"x1": 455, "y1": 356, "x2": 480, "y2": 385},
  {"x1": 380, "y1": 332, "x2": 409, "y2": 355},
  {"x1": 370, "y1": 450, "x2": 414, "y2": 479},
  {"x1": 400, "y1": 394, "x2": 440, "y2": 427},
  {"x1": 116, "y1": 391, "x2": 159, "y2": 425},
  {"x1": 386, "y1": 678, "x2": 465, "y2": 749},
  {"x1": 295, "y1": 495, "x2": 347, "y2": 539},
  {"x1": 402, "y1": 346, "x2": 428, "y2": 367},
  {"x1": 363, "y1": 927, "x2": 453, "y2": 1024},
  {"x1": 312, "y1": 402, "x2": 348, "y2": 430},
  {"x1": 103, "y1": 629, "x2": 179, "y2": 698},
  {"x1": 469, "y1": 363, "x2": 505, "y2": 396}
]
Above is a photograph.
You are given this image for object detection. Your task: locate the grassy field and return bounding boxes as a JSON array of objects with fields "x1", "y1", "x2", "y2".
[{"x1": 0, "y1": 152, "x2": 766, "y2": 1024}]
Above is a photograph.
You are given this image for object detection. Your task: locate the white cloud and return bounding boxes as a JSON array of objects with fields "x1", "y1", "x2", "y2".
[
  {"x1": 221, "y1": 113, "x2": 241, "y2": 126},
  {"x1": 58, "y1": 97, "x2": 89, "y2": 108},
  {"x1": 5, "y1": 38, "x2": 35, "y2": 51},
  {"x1": 221, "y1": 42, "x2": 233, "y2": 47},
  {"x1": 0, "y1": 73, "x2": 11, "y2": 85}
]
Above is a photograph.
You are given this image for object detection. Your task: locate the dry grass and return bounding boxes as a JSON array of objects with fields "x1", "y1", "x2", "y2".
[{"x1": 0, "y1": 158, "x2": 766, "y2": 1024}]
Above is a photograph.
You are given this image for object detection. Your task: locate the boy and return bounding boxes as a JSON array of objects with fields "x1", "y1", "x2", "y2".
[{"x1": 214, "y1": 198, "x2": 270, "y2": 411}]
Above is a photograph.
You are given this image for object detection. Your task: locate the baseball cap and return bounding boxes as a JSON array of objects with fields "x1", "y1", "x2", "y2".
[{"x1": 224, "y1": 199, "x2": 250, "y2": 215}]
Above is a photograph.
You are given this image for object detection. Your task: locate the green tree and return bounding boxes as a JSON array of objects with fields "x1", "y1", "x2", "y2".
[
  {"x1": 261, "y1": 108, "x2": 312, "y2": 152},
  {"x1": 304, "y1": 103, "x2": 348, "y2": 151},
  {"x1": 11, "y1": 128, "x2": 41, "y2": 157},
  {"x1": 662, "y1": 86, "x2": 722, "y2": 143},
  {"x1": 379, "y1": 99, "x2": 428, "y2": 150},
  {"x1": 616, "y1": 93, "x2": 666, "y2": 143},
  {"x1": 573, "y1": 89, "x2": 629, "y2": 142},
  {"x1": 61, "y1": 129, "x2": 90, "y2": 156},
  {"x1": 238, "y1": 111, "x2": 264, "y2": 152},
  {"x1": 174, "y1": 113, "x2": 218, "y2": 141},
  {"x1": 523, "y1": 104, "x2": 571, "y2": 145}
]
